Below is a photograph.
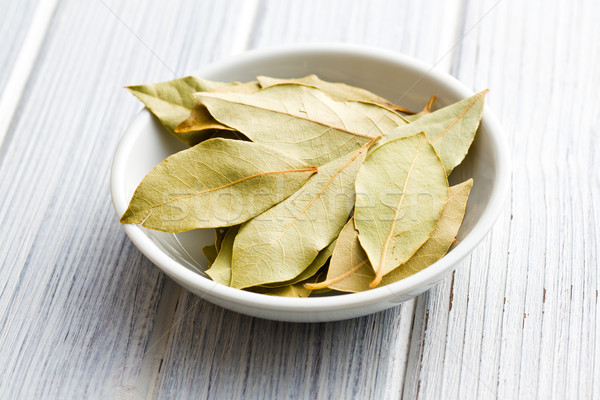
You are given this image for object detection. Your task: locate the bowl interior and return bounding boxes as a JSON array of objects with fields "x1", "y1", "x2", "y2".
[{"x1": 113, "y1": 47, "x2": 501, "y2": 295}]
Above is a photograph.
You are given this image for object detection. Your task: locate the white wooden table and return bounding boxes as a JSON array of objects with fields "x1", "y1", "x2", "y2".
[{"x1": 0, "y1": 1, "x2": 598, "y2": 398}]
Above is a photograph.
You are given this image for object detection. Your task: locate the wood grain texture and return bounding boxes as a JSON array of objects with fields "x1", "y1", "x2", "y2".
[
  {"x1": 1, "y1": 0, "x2": 598, "y2": 399},
  {"x1": 153, "y1": 295, "x2": 415, "y2": 399},
  {"x1": 0, "y1": 0, "x2": 40, "y2": 93},
  {"x1": 403, "y1": 0, "x2": 600, "y2": 398},
  {"x1": 249, "y1": 0, "x2": 464, "y2": 69},
  {"x1": 0, "y1": 0, "x2": 249, "y2": 397}
]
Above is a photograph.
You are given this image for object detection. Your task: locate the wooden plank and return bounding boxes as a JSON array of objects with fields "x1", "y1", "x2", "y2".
[
  {"x1": 153, "y1": 292, "x2": 416, "y2": 400},
  {"x1": 3, "y1": 0, "x2": 596, "y2": 398},
  {"x1": 0, "y1": 0, "x2": 41, "y2": 92},
  {"x1": 0, "y1": 0, "x2": 248, "y2": 397},
  {"x1": 151, "y1": 1, "x2": 465, "y2": 399},
  {"x1": 0, "y1": 0, "x2": 50, "y2": 148},
  {"x1": 248, "y1": 0, "x2": 463, "y2": 69},
  {"x1": 403, "y1": 0, "x2": 600, "y2": 398}
]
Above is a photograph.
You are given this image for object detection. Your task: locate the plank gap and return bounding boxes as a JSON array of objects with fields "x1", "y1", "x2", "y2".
[{"x1": 0, "y1": 0, "x2": 60, "y2": 153}]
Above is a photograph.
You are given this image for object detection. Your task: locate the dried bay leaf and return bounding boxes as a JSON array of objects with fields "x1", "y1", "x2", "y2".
[
  {"x1": 215, "y1": 227, "x2": 228, "y2": 251},
  {"x1": 378, "y1": 179, "x2": 472, "y2": 283},
  {"x1": 261, "y1": 239, "x2": 336, "y2": 288},
  {"x1": 201, "y1": 227, "x2": 229, "y2": 268},
  {"x1": 205, "y1": 225, "x2": 240, "y2": 285},
  {"x1": 195, "y1": 84, "x2": 402, "y2": 165},
  {"x1": 126, "y1": 76, "x2": 234, "y2": 146},
  {"x1": 354, "y1": 132, "x2": 448, "y2": 287},
  {"x1": 256, "y1": 74, "x2": 415, "y2": 114},
  {"x1": 249, "y1": 263, "x2": 328, "y2": 297},
  {"x1": 249, "y1": 282, "x2": 313, "y2": 297},
  {"x1": 374, "y1": 90, "x2": 488, "y2": 175},
  {"x1": 202, "y1": 244, "x2": 218, "y2": 266},
  {"x1": 120, "y1": 138, "x2": 317, "y2": 232},
  {"x1": 230, "y1": 143, "x2": 372, "y2": 289},
  {"x1": 205, "y1": 228, "x2": 334, "y2": 289},
  {"x1": 304, "y1": 217, "x2": 368, "y2": 290},
  {"x1": 310, "y1": 180, "x2": 472, "y2": 292},
  {"x1": 174, "y1": 81, "x2": 261, "y2": 145},
  {"x1": 124, "y1": 74, "x2": 484, "y2": 297},
  {"x1": 173, "y1": 103, "x2": 235, "y2": 141}
]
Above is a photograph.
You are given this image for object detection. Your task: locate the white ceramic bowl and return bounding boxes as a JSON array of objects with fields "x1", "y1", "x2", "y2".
[{"x1": 111, "y1": 43, "x2": 510, "y2": 322}]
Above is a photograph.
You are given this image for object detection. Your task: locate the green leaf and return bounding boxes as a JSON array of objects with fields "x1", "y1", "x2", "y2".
[
  {"x1": 373, "y1": 90, "x2": 488, "y2": 175},
  {"x1": 120, "y1": 138, "x2": 317, "y2": 232},
  {"x1": 195, "y1": 84, "x2": 402, "y2": 165},
  {"x1": 230, "y1": 142, "x2": 372, "y2": 289},
  {"x1": 354, "y1": 132, "x2": 448, "y2": 287},
  {"x1": 256, "y1": 74, "x2": 415, "y2": 114},
  {"x1": 126, "y1": 76, "x2": 232, "y2": 146},
  {"x1": 205, "y1": 225, "x2": 240, "y2": 285},
  {"x1": 311, "y1": 180, "x2": 473, "y2": 292}
]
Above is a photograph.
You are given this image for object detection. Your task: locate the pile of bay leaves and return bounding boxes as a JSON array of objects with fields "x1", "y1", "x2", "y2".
[{"x1": 121, "y1": 74, "x2": 487, "y2": 297}]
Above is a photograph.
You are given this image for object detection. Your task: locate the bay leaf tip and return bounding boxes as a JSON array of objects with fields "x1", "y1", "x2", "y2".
[
  {"x1": 120, "y1": 208, "x2": 145, "y2": 225},
  {"x1": 119, "y1": 210, "x2": 133, "y2": 224}
]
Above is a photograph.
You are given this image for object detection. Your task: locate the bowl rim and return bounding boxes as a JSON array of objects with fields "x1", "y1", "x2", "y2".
[{"x1": 110, "y1": 43, "x2": 511, "y2": 312}]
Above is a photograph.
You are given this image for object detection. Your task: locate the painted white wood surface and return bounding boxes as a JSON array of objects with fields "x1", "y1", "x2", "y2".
[
  {"x1": 0, "y1": 0, "x2": 251, "y2": 397},
  {"x1": 0, "y1": 0, "x2": 49, "y2": 147},
  {"x1": 403, "y1": 1, "x2": 600, "y2": 399},
  {"x1": 0, "y1": 0, "x2": 40, "y2": 93},
  {"x1": 0, "y1": 0, "x2": 598, "y2": 399}
]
